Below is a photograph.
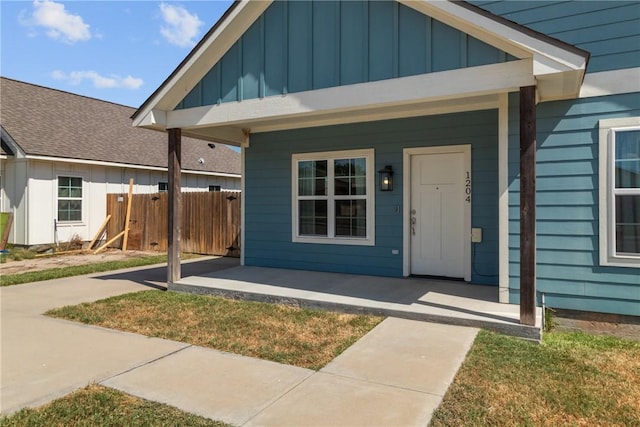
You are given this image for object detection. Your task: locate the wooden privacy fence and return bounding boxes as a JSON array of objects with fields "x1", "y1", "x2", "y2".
[{"x1": 106, "y1": 191, "x2": 241, "y2": 256}]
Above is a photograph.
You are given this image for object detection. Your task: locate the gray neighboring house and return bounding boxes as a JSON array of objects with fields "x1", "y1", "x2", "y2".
[{"x1": 0, "y1": 77, "x2": 241, "y2": 246}]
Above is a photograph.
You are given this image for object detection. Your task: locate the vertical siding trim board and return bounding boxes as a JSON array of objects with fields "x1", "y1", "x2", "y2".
[
  {"x1": 282, "y1": 2, "x2": 288, "y2": 95},
  {"x1": 259, "y1": 16, "x2": 266, "y2": 99}
]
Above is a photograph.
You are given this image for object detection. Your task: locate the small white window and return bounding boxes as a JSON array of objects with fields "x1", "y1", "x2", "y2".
[
  {"x1": 292, "y1": 149, "x2": 375, "y2": 246},
  {"x1": 599, "y1": 117, "x2": 640, "y2": 267},
  {"x1": 57, "y1": 176, "x2": 83, "y2": 222},
  {"x1": 158, "y1": 182, "x2": 168, "y2": 193},
  {"x1": 209, "y1": 185, "x2": 221, "y2": 192}
]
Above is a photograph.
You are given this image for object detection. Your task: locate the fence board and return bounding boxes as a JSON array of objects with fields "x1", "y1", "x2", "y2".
[{"x1": 106, "y1": 191, "x2": 241, "y2": 256}]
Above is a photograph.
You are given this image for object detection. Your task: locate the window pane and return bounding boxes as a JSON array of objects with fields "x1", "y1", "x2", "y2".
[
  {"x1": 58, "y1": 200, "x2": 81, "y2": 222},
  {"x1": 58, "y1": 176, "x2": 82, "y2": 197},
  {"x1": 299, "y1": 200, "x2": 327, "y2": 236},
  {"x1": 353, "y1": 158, "x2": 366, "y2": 176},
  {"x1": 353, "y1": 176, "x2": 366, "y2": 195},
  {"x1": 335, "y1": 199, "x2": 366, "y2": 237},
  {"x1": 299, "y1": 161, "x2": 327, "y2": 196},
  {"x1": 334, "y1": 158, "x2": 366, "y2": 196},
  {"x1": 334, "y1": 159, "x2": 350, "y2": 177},
  {"x1": 615, "y1": 195, "x2": 640, "y2": 254},
  {"x1": 615, "y1": 130, "x2": 640, "y2": 189},
  {"x1": 335, "y1": 177, "x2": 349, "y2": 195}
]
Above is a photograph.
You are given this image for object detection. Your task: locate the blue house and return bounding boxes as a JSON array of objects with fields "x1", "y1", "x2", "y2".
[{"x1": 133, "y1": 0, "x2": 639, "y2": 323}]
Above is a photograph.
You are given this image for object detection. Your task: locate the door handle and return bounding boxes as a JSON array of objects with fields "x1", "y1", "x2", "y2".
[{"x1": 411, "y1": 216, "x2": 416, "y2": 235}]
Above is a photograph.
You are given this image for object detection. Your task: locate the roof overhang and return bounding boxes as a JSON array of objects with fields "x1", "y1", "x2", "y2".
[
  {"x1": 133, "y1": 0, "x2": 589, "y2": 146},
  {"x1": 1, "y1": 126, "x2": 25, "y2": 158}
]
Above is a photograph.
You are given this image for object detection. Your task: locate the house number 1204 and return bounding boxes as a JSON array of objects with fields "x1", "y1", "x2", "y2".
[{"x1": 465, "y1": 171, "x2": 472, "y2": 203}]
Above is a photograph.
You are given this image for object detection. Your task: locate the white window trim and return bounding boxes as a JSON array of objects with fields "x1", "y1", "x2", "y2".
[
  {"x1": 158, "y1": 181, "x2": 168, "y2": 193},
  {"x1": 56, "y1": 174, "x2": 84, "y2": 225},
  {"x1": 292, "y1": 148, "x2": 375, "y2": 246},
  {"x1": 598, "y1": 116, "x2": 640, "y2": 267}
]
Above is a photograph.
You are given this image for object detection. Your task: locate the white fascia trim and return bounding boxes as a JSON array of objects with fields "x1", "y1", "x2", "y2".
[
  {"x1": 136, "y1": 109, "x2": 167, "y2": 129},
  {"x1": 580, "y1": 68, "x2": 640, "y2": 99},
  {"x1": 24, "y1": 155, "x2": 240, "y2": 178},
  {"x1": 167, "y1": 60, "x2": 534, "y2": 129},
  {"x1": 133, "y1": 1, "x2": 272, "y2": 128},
  {"x1": 250, "y1": 95, "x2": 500, "y2": 133},
  {"x1": 401, "y1": 0, "x2": 587, "y2": 74}
]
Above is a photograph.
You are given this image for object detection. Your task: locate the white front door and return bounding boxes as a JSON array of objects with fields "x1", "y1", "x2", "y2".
[{"x1": 409, "y1": 149, "x2": 468, "y2": 278}]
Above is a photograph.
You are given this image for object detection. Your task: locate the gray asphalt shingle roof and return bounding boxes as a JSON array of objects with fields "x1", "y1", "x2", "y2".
[{"x1": 1, "y1": 77, "x2": 240, "y2": 175}]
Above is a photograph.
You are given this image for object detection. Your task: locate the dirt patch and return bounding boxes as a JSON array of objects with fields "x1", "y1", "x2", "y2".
[{"x1": 1, "y1": 250, "x2": 163, "y2": 275}]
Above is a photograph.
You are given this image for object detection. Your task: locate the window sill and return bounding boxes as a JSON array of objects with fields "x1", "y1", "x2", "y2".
[
  {"x1": 293, "y1": 236, "x2": 375, "y2": 246},
  {"x1": 56, "y1": 221, "x2": 85, "y2": 227},
  {"x1": 600, "y1": 255, "x2": 640, "y2": 268}
]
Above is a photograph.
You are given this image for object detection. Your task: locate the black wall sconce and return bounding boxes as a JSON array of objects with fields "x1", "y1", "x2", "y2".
[{"x1": 378, "y1": 165, "x2": 394, "y2": 191}]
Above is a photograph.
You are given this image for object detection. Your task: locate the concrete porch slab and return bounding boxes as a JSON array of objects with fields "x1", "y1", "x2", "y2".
[{"x1": 174, "y1": 266, "x2": 542, "y2": 340}]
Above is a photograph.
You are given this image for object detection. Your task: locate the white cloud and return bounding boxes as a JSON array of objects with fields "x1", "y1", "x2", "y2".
[
  {"x1": 25, "y1": 0, "x2": 92, "y2": 44},
  {"x1": 159, "y1": 2, "x2": 203, "y2": 48},
  {"x1": 52, "y1": 70, "x2": 144, "y2": 90}
]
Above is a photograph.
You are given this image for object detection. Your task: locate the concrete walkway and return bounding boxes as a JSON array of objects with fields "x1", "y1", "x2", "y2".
[{"x1": 1, "y1": 257, "x2": 478, "y2": 425}]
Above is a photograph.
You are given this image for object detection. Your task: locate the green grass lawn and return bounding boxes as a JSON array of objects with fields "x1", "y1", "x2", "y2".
[
  {"x1": 0, "y1": 254, "x2": 205, "y2": 287},
  {"x1": 0, "y1": 385, "x2": 228, "y2": 427},
  {"x1": 47, "y1": 290, "x2": 384, "y2": 370},
  {"x1": 430, "y1": 330, "x2": 640, "y2": 426},
  {"x1": 38, "y1": 285, "x2": 640, "y2": 426}
]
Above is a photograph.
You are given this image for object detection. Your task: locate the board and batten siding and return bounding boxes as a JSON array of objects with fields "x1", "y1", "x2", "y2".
[
  {"x1": 176, "y1": 0, "x2": 510, "y2": 110},
  {"x1": 4, "y1": 159, "x2": 240, "y2": 245},
  {"x1": 245, "y1": 110, "x2": 499, "y2": 283},
  {"x1": 474, "y1": 1, "x2": 640, "y2": 73},
  {"x1": 507, "y1": 92, "x2": 640, "y2": 316}
]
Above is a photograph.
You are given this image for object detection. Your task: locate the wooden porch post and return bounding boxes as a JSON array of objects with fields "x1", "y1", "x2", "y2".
[
  {"x1": 168, "y1": 128, "x2": 182, "y2": 285},
  {"x1": 520, "y1": 86, "x2": 536, "y2": 326}
]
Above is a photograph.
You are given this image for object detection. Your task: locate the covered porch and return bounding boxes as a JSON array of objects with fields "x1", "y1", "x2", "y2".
[
  {"x1": 132, "y1": 0, "x2": 589, "y2": 328},
  {"x1": 172, "y1": 263, "x2": 542, "y2": 340}
]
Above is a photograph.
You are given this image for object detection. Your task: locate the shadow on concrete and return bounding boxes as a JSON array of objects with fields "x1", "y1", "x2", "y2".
[
  {"x1": 92, "y1": 256, "x2": 240, "y2": 290},
  {"x1": 184, "y1": 265, "x2": 498, "y2": 306}
]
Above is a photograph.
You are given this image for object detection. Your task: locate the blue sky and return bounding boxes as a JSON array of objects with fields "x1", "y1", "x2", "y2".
[{"x1": 1, "y1": 0, "x2": 234, "y2": 108}]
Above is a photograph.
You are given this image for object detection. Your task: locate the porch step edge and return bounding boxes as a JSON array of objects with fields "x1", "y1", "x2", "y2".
[{"x1": 169, "y1": 282, "x2": 541, "y2": 342}]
